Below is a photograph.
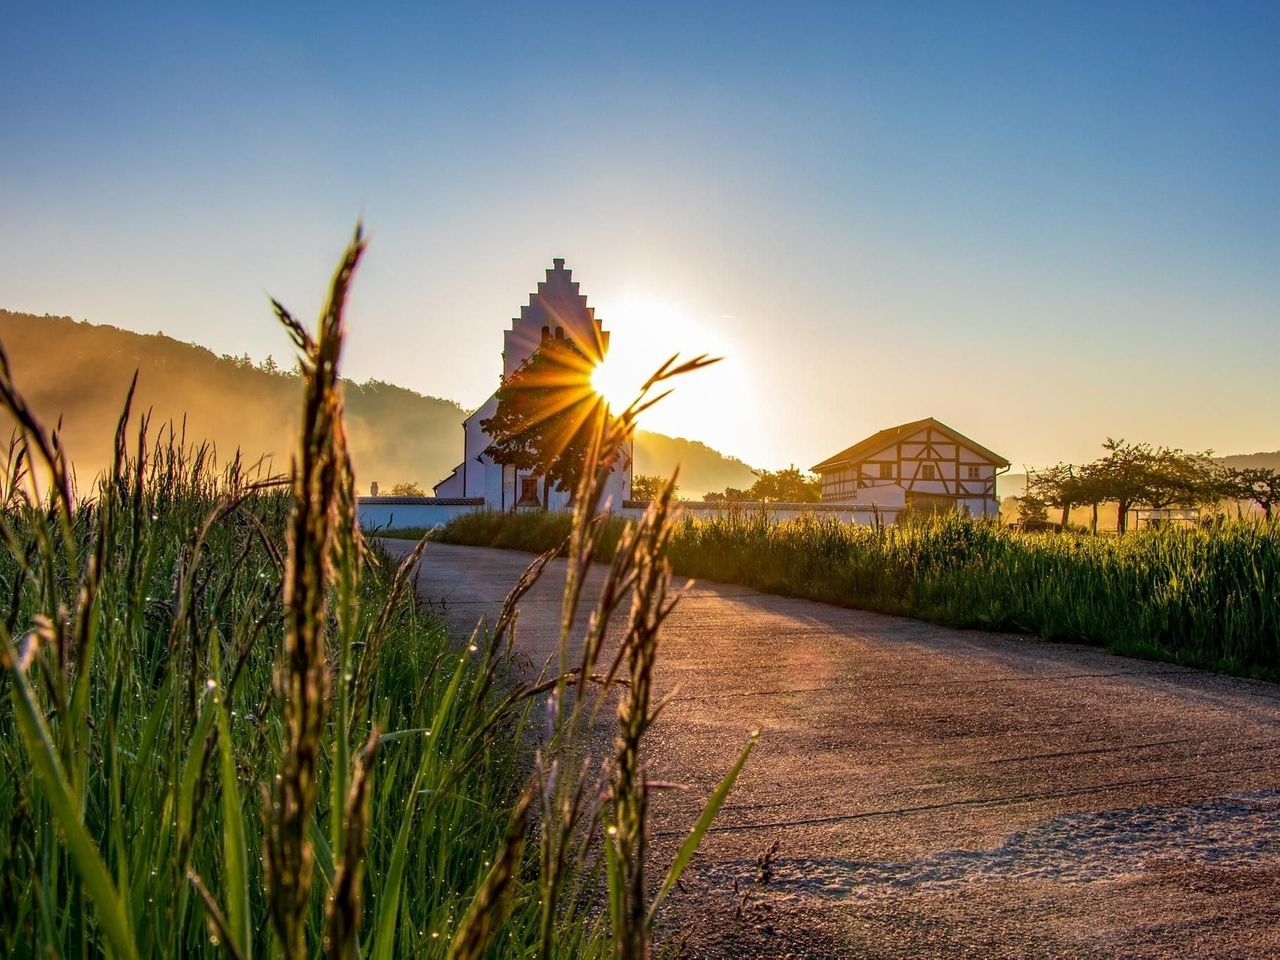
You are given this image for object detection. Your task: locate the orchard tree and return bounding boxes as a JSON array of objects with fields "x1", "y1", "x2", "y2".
[
  {"x1": 1084, "y1": 439, "x2": 1219, "y2": 532},
  {"x1": 1225, "y1": 467, "x2": 1280, "y2": 520},
  {"x1": 1025, "y1": 463, "x2": 1086, "y2": 529},
  {"x1": 481, "y1": 338, "x2": 617, "y2": 503},
  {"x1": 1015, "y1": 492, "x2": 1050, "y2": 528}
]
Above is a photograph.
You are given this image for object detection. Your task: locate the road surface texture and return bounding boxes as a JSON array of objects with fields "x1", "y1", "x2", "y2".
[{"x1": 383, "y1": 540, "x2": 1280, "y2": 958}]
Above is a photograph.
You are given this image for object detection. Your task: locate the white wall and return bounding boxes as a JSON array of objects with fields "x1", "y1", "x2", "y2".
[
  {"x1": 462, "y1": 394, "x2": 500, "y2": 498},
  {"x1": 619, "y1": 499, "x2": 903, "y2": 526},
  {"x1": 358, "y1": 498, "x2": 484, "y2": 531}
]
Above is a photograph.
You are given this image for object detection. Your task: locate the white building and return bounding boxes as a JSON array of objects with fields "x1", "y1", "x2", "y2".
[
  {"x1": 429, "y1": 258, "x2": 631, "y2": 512},
  {"x1": 811, "y1": 417, "x2": 1008, "y2": 517}
]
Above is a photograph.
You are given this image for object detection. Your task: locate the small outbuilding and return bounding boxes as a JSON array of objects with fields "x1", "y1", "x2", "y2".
[{"x1": 811, "y1": 417, "x2": 1008, "y2": 517}]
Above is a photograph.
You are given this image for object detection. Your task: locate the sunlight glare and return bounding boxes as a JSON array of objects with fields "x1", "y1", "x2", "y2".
[
  {"x1": 590, "y1": 354, "x2": 641, "y2": 413},
  {"x1": 589, "y1": 293, "x2": 748, "y2": 441}
]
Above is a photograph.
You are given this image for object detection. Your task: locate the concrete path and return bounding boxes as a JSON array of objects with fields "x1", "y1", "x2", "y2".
[{"x1": 384, "y1": 540, "x2": 1280, "y2": 958}]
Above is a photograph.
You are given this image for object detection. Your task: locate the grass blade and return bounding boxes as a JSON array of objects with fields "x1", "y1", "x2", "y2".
[{"x1": 3, "y1": 638, "x2": 140, "y2": 960}]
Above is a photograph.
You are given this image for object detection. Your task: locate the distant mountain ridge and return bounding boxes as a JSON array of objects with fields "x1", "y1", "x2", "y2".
[{"x1": 0, "y1": 310, "x2": 758, "y2": 497}]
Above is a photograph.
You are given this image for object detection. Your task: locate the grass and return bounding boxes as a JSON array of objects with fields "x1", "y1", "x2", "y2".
[
  {"x1": 379, "y1": 525, "x2": 434, "y2": 541},
  {"x1": 0, "y1": 231, "x2": 750, "y2": 958},
  {"x1": 434, "y1": 508, "x2": 1280, "y2": 678}
]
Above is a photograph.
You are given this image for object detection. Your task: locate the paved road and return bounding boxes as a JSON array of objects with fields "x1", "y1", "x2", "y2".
[{"x1": 384, "y1": 540, "x2": 1280, "y2": 958}]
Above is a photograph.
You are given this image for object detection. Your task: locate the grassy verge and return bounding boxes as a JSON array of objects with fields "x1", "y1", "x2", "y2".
[
  {"x1": 434, "y1": 508, "x2": 1280, "y2": 678},
  {"x1": 378, "y1": 525, "x2": 434, "y2": 541},
  {"x1": 0, "y1": 441, "x2": 552, "y2": 956},
  {"x1": 1, "y1": 232, "x2": 749, "y2": 959}
]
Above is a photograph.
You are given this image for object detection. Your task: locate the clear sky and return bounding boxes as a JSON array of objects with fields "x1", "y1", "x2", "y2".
[{"x1": 3, "y1": 1, "x2": 1278, "y2": 471}]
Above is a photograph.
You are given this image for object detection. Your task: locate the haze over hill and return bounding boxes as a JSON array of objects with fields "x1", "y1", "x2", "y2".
[{"x1": 0, "y1": 310, "x2": 757, "y2": 498}]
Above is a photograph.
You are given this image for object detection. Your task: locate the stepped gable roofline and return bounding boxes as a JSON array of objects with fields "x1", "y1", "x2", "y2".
[
  {"x1": 503, "y1": 258, "x2": 608, "y2": 373},
  {"x1": 811, "y1": 417, "x2": 1009, "y2": 473}
]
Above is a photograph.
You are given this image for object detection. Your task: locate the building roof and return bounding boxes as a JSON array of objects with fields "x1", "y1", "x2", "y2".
[
  {"x1": 811, "y1": 417, "x2": 1009, "y2": 472},
  {"x1": 503, "y1": 258, "x2": 609, "y2": 376}
]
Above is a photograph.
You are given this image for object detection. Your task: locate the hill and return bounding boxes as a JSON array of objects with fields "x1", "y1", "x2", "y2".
[{"x1": 0, "y1": 310, "x2": 757, "y2": 497}]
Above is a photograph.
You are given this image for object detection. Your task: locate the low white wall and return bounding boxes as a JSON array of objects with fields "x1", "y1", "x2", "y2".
[
  {"x1": 359, "y1": 497, "x2": 913, "y2": 532},
  {"x1": 358, "y1": 497, "x2": 484, "y2": 531},
  {"x1": 620, "y1": 500, "x2": 901, "y2": 526}
]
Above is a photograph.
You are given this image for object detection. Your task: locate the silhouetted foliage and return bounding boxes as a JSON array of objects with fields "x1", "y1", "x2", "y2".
[
  {"x1": 703, "y1": 466, "x2": 820, "y2": 503},
  {"x1": 480, "y1": 338, "x2": 615, "y2": 499},
  {"x1": 747, "y1": 466, "x2": 821, "y2": 503},
  {"x1": 1224, "y1": 467, "x2": 1280, "y2": 521},
  {"x1": 630, "y1": 473, "x2": 677, "y2": 501},
  {"x1": 389, "y1": 481, "x2": 426, "y2": 496},
  {"x1": 1029, "y1": 440, "x2": 1222, "y2": 533}
]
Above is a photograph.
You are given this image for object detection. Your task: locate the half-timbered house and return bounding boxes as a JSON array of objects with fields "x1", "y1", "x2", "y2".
[{"x1": 811, "y1": 418, "x2": 1008, "y2": 516}]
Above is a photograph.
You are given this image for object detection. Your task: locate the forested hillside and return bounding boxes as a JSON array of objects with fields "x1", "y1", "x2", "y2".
[{"x1": 0, "y1": 310, "x2": 757, "y2": 496}]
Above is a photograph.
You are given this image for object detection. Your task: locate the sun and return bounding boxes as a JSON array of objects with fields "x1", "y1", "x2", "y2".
[
  {"x1": 587, "y1": 292, "x2": 745, "y2": 439},
  {"x1": 590, "y1": 354, "x2": 643, "y2": 412}
]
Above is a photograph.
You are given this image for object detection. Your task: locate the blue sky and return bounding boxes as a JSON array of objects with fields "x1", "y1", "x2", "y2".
[{"x1": 3, "y1": 1, "x2": 1278, "y2": 470}]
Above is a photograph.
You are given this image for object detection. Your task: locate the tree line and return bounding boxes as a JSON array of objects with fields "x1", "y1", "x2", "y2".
[
  {"x1": 633, "y1": 466, "x2": 821, "y2": 503},
  {"x1": 1024, "y1": 438, "x2": 1280, "y2": 532}
]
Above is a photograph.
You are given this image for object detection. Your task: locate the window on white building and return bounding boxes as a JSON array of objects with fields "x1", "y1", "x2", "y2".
[
  {"x1": 921, "y1": 464, "x2": 936, "y2": 480},
  {"x1": 966, "y1": 465, "x2": 981, "y2": 479}
]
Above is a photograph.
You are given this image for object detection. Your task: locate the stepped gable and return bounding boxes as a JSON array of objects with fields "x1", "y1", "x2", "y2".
[{"x1": 502, "y1": 258, "x2": 610, "y2": 378}]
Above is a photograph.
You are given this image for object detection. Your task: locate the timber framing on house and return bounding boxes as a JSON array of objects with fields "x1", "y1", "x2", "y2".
[{"x1": 811, "y1": 417, "x2": 1009, "y2": 516}]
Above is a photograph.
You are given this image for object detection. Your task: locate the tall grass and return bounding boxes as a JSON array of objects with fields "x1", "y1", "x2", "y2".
[
  {"x1": 0, "y1": 230, "x2": 750, "y2": 958},
  {"x1": 436, "y1": 509, "x2": 1280, "y2": 677}
]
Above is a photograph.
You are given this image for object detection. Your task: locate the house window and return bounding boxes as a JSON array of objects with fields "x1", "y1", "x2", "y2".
[
  {"x1": 518, "y1": 476, "x2": 540, "y2": 505},
  {"x1": 966, "y1": 465, "x2": 980, "y2": 480},
  {"x1": 879, "y1": 463, "x2": 893, "y2": 479},
  {"x1": 921, "y1": 464, "x2": 936, "y2": 480}
]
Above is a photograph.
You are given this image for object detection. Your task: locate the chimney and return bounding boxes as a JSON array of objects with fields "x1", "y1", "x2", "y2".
[
  {"x1": 553, "y1": 257, "x2": 565, "y2": 270},
  {"x1": 370, "y1": 481, "x2": 379, "y2": 497}
]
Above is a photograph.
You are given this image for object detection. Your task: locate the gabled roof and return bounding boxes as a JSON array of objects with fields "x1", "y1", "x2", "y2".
[{"x1": 811, "y1": 417, "x2": 1009, "y2": 472}]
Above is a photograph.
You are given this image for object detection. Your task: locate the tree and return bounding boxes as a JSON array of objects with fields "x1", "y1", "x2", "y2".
[
  {"x1": 630, "y1": 473, "x2": 676, "y2": 502},
  {"x1": 703, "y1": 487, "x2": 749, "y2": 503},
  {"x1": 1025, "y1": 462, "x2": 1084, "y2": 529},
  {"x1": 1084, "y1": 439, "x2": 1219, "y2": 532},
  {"x1": 1225, "y1": 467, "x2": 1280, "y2": 520},
  {"x1": 389, "y1": 481, "x2": 426, "y2": 496},
  {"x1": 481, "y1": 338, "x2": 616, "y2": 503},
  {"x1": 1015, "y1": 492, "x2": 1050, "y2": 529},
  {"x1": 747, "y1": 466, "x2": 821, "y2": 503}
]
